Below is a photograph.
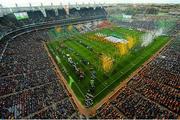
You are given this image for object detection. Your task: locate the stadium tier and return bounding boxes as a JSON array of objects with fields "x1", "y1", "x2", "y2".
[
  {"x1": 0, "y1": 3, "x2": 179, "y2": 119},
  {"x1": 0, "y1": 7, "x2": 107, "y2": 38}
]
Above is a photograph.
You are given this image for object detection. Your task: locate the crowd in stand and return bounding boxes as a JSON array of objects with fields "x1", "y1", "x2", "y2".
[
  {"x1": 168, "y1": 21, "x2": 180, "y2": 36},
  {"x1": 96, "y1": 103, "x2": 126, "y2": 119},
  {"x1": 0, "y1": 18, "x2": 108, "y2": 118},
  {"x1": 0, "y1": 7, "x2": 107, "y2": 38},
  {"x1": 96, "y1": 36, "x2": 179, "y2": 119},
  {"x1": 114, "y1": 20, "x2": 156, "y2": 30},
  {"x1": 30, "y1": 98, "x2": 77, "y2": 119},
  {"x1": 0, "y1": 31, "x2": 79, "y2": 119},
  {"x1": 0, "y1": 5, "x2": 179, "y2": 118},
  {"x1": 93, "y1": 17, "x2": 179, "y2": 118}
]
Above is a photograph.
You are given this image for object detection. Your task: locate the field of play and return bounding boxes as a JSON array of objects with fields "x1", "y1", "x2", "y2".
[{"x1": 47, "y1": 26, "x2": 169, "y2": 107}]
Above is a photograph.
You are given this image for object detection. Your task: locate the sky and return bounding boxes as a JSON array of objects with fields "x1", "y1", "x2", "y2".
[{"x1": 0, "y1": 0, "x2": 179, "y2": 7}]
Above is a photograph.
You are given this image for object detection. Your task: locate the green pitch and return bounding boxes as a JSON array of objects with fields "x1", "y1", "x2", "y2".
[{"x1": 47, "y1": 27, "x2": 169, "y2": 106}]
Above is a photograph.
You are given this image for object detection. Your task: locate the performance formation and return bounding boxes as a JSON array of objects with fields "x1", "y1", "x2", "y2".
[{"x1": 0, "y1": 2, "x2": 179, "y2": 119}]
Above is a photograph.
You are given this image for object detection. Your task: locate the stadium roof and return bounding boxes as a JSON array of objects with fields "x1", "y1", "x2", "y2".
[{"x1": 0, "y1": 0, "x2": 179, "y2": 7}]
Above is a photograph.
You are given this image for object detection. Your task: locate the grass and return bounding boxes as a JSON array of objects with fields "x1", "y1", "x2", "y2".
[{"x1": 47, "y1": 27, "x2": 169, "y2": 106}]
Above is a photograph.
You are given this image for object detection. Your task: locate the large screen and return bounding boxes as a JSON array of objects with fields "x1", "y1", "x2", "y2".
[{"x1": 14, "y1": 12, "x2": 29, "y2": 20}]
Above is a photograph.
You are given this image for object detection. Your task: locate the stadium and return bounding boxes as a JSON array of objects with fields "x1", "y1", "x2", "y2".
[{"x1": 0, "y1": 1, "x2": 179, "y2": 119}]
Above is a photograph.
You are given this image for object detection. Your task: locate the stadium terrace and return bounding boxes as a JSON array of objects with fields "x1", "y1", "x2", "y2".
[{"x1": 0, "y1": 3, "x2": 179, "y2": 119}]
